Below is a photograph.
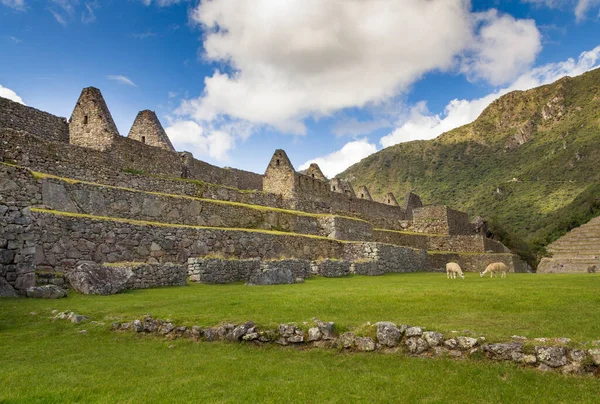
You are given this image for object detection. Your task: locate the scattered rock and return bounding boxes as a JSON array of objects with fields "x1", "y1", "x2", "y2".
[
  {"x1": 132, "y1": 319, "x2": 143, "y2": 333},
  {"x1": 405, "y1": 337, "x2": 428, "y2": 354},
  {"x1": 78, "y1": 330, "x2": 88, "y2": 334},
  {"x1": 339, "y1": 332, "x2": 355, "y2": 349},
  {"x1": 483, "y1": 343, "x2": 523, "y2": 361},
  {"x1": 69, "y1": 313, "x2": 88, "y2": 324},
  {"x1": 561, "y1": 362, "x2": 582, "y2": 375},
  {"x1": 287, "y1": 331, "x2": 304, "y2": 343},
  {"x1": 535, "y1": 346, "x2": 567, "y2": 368},
  {"x1": 217, "y1": 323, "x2": 235, "y2": 339},
  {"x1": 26, "y1": 285, "x2": 67, "y2": 299},
  {"x1": 588, "y1": 348, "x2": 600, "y2": 365},
  {"x1": 307, "y1": 327, "x2": 322, "y2": 342},
  {"x1": 537, "y1": 364, "x2": 553, "y2": 372},
  {"x1": 242, "y1": 332, "x2": 259, "y2": 341},
  {"x1": 456, "y1": 336, "x2": 478, "y2": 350},
  {"x1": 376, "y1": 322, "x2": 401, "y2": 347},
  {"x1": 65, "y1": 262, "x2": 133, "y2": 295},
  {"x1": 356, "y1": 337, "x2": 376, "y2": 352},
  {"x1": 230, "y1": 322, "x2": 255, "y2": 341},
  {"x1": 316, "y1": 321, "x2": 335, "y2": 340},
  {"x1": 0, "y1": 277, "x2": 18, "y2": 298},
  {"x1": 247, "y1": 267, "x2": 295, "y2": 285},
  {"x1": 444, "y1": 339, "x2": 459, "y2": 350},
  {"x1": 511, "y1": 335, "x2": 527, "y2": 341},
  {"x1": 423, "y1": 331, "x2": 444, "y2": 347},
  {"x1": 569, "y1": 350, "x2": 587, "y2": 363},
  {"x1": 201, "y1": 328, "x2": 216, "y2": 342},
  {"x1": 555, "y1": 337, "x2": 571, "y2": 345},
  {"x1": 405, "y1": 326, "x2": 423, "y2": 338}
]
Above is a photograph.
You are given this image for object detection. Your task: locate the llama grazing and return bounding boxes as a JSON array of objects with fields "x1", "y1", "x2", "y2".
[
  {"x1": 446, "y1": 262, "x2": 465, "y2": 279},
  {"x1": 480, "y1": 262, "x2": 508, "y2": 278}
]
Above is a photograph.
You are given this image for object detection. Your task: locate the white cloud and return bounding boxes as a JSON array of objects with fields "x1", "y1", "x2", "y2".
[
  {"x1": 461, "y1": 10, "x2": 542, "y2": 85},
  {"x1": 165, "y1": 120, "x2": 235, "y2": 161},
  {"x1": 141, "y1": 0, "x2": 185, "y2": 6},
  {"x1": 523, "y1": 0, "x2": 600, "y2": 21},
  {"x1": 107, "y1": 75, "x2": 137, "y2": 87},
  {"x1": 299, "y1": 139, "x2": 378, "y2": 178},
  {"x1": 380, "y1": 46, "x2": 600, "y2": 148},
  {"x1": 184, "y1": 0, "x2": 479, "y2": 134},
  {"x1": 174, "y1": 1, "x2": 541, "y2": 163},
  {"x1": 0, "y1": 84, "x2": 25, "y2": 104},
  {"x1": 1, "y1": 0, "x2": 25, "y2": 10},
  {"x1": 81, "y1": 1, "x2": 98, "y2": 24},
  {"x1": 575, "y1": 0, "x2": 600, "y2": 20},
  {"x1": 304, "y1": 45, "x2": 600, "y2": 177},
  {"x1": 49, "y1": 0, "x2": 77, "y2": 26}
]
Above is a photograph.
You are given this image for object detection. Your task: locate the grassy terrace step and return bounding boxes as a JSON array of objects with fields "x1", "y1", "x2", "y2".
[
  {"x1": 30, "y1": 208, "x2": 353, "y2": 242},
  {"x1": 32, "y1": 170, "x2": 366, "y2": 223},
  {"x1": 373, "y1": 228, "x2": 446, "y2": 237}
]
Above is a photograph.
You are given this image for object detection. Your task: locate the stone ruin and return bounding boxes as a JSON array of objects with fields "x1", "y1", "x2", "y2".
[{"x1": 0, "y1": 87, "x2": 529, "y2": 297}]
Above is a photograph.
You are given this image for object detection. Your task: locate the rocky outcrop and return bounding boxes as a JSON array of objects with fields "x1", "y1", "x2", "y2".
[
  {"x1": 247, "y1": 266, "x2": 296, "y2": 285},
  {"x1": 66, "y1": 262, "x2": 133, "y2": 295},
  {"x1": 26, "y1": 284, "x2": 67, "y2": 299},
  {"x1": 0, "y1": 277, "x2": 18, "y2": 298}
]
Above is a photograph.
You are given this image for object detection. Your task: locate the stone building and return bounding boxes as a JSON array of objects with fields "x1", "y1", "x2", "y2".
[
  {"x1": 128, "y1": 110, "x2": 175, "y2": 151},
  {"x1": 0, "y1": 88, "x2": 530, "y2": 295},
  {"x1": 69, "y1": 87, "x2": 120, "y2": 151}
]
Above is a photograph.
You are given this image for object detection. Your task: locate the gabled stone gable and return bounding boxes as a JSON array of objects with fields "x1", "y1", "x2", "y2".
[
  {"x1": 128, "y1": 110, "x2": 175, "y2": 152},
  {"x1": 69, "y1": 87, "x2": 120, "y2": 151}
]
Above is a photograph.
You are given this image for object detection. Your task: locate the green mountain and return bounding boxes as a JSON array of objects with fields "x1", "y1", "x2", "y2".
[{"x1": 339, "y1": 68, "x2": 600, "y2": 266}]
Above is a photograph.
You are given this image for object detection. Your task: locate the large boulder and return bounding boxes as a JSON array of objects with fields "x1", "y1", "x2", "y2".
[
  {"x1": 26, "y1": 284, "x2": 67, "y2": 299},
  {"x1": 66, "y1": 262, "x2": 133, "y2": 295},
  {"x1": 0, "y1": 277, "x2": 18, "y2": 298},
  {"x1": 247, "y1": 266, "x2": 295, "y2": 285}
]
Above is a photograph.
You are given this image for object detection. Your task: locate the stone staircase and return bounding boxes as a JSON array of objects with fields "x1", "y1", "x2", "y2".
[{"x1": 538, "y1": 216, "x2": 600, "y2": 273}]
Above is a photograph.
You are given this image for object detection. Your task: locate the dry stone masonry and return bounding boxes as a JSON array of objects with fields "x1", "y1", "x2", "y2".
[
  {"x1": 0, "y1": 87, "x2": 529, "y2": 295},
  {"x1": 99, "y1": 315, "x2": 600, "y2": 377}
]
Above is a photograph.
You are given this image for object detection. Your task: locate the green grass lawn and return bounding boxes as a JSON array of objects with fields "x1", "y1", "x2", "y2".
[{"x1": 2, "y1": 273, "x2": 600, "y2": 402}]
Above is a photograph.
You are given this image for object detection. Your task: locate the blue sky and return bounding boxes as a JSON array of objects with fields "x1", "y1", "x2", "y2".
[{"x1": 1, "y1": 0, "x2": 599, "y2": 176}]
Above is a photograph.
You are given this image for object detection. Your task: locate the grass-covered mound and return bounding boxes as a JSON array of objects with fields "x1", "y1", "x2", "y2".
[
  {"x1": 340, "y1": 68, "x2": 600, "y2": 266},
  {"x1": 2, "y1": 274, "x2": 600, "y2": 402}
]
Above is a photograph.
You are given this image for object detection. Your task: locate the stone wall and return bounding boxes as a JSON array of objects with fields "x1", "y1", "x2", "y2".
[
  {"x1": 311, "y1": 259, "x2": 351, "y2": 277},
  {"x1": 345, "y1": 243, "x2": 429, "y2": 276},
  {"x1": 38, "y1": 176, "x2": 372, "y2": 241},
  {"x1": 188, "y1": 258, "x2": 260, "y2": 284},
  {"x1": 427, "y1": 252, "x2": 530, "y2": 273},
  {"x1": 31, "y1": 209, "x2": 434, "y2": 281},
  {"x1": 372, "y1": 230, "x2": 508, "y2": 253},
  {"x1": 31, "y1": 210, "x2": 349, "y2": 277},
  {"x1": 411, "y1": 206, "x2": 474, "y2": 235},
  {"x1": 1, "y1": 129, "x2": 262, "y2": 191},
  {"x1": 120, "y1": 262, "x2": 187, "y2": 289},
  {"x1": 0, "y1": 164, "x2": 40, "y2": 295},
  {"x1": 188, "y1": 258, "x2": 312, "y2": 284},
  {"x1": 0, "y1": 96, "x2": 69, "y2": 143}
]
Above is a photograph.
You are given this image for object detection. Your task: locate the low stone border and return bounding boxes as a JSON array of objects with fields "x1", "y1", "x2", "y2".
[{"x1": 83, "y1": 315, "x2": 600, "y2": 377}]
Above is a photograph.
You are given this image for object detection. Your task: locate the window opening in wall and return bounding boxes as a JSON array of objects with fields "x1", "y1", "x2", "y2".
[
  {"x1": 312, "y1": 174, "x2": 315, "y2": 178},
  {"x1": 276, "y1": 159, "x2": 280, "y2": 166},
  {"x1": 83, "y1": 115, "x2": 88, "y2": 125},
  {"x1": 98, "y1": 115, "x2": 102, "y2": 121},
  {"x1": 361, "y1": 194, "x2": 364, "y2": 198},
  {"x1": 333, "y1": 186, "x2": 336, "y2": 191},
  {"x1": 141, "y1": 136, "x2": 146, "y2": 144}
]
